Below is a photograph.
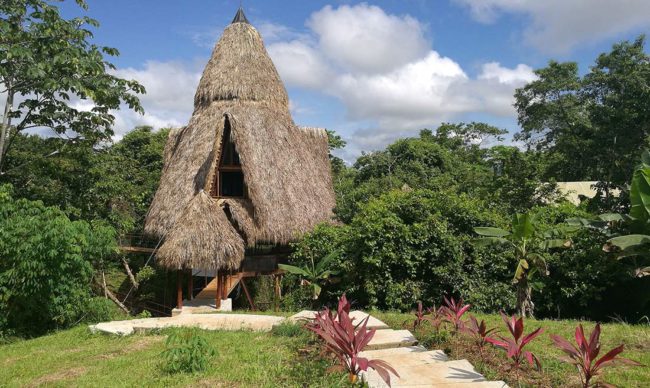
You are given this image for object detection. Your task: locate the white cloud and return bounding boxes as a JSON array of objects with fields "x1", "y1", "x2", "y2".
[
  {"x1": 307, "y1": 3, "x2": 430, "y2": 74},
  {"x1": 455, "y1": 0, "x2": 650, "y2": 53},
  {"x1": 110, "y1": 60, "x2": 201, "y2": 137},
  {"x1": 265, "y1": 4, "x2": 536, "y2": 152},
  {"x1": 267, "y1": 40, "x2": 332, "y2": 89}
]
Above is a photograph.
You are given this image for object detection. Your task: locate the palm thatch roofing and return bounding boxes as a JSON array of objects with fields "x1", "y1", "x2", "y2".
[{"x1": 144, "y1": 10, "x2": 335, "y2": 271}]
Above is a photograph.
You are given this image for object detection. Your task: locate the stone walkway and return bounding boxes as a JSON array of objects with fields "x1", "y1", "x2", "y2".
[
  {"x1": 90, "y1": 309, "x2": 507, "y2": 387},
  {"x1": 289, "y1": 310, "x2": 508, "y2": 388}
]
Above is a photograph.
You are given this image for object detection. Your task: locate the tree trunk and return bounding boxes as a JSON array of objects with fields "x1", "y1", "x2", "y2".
[
  {"x1": 121, "y1": 257, "x2": 139, "y2": 289},
  {"x1": 0, "y1": 87, "x2": 15, "y2": 171},
  {"x1": 99, "y1": 271, "x2": 129, "y2": 314},
  {"x1": 516, "y1": 278, "x2": 534, "y2": 318}
]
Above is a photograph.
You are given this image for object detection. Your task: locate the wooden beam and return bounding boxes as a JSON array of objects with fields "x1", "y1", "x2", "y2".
[
  {"x1": 119, "y1": 246, "x2": 157, "y2": 254},
  {"x1": 240, "y1": 278, "x2": 256, "y2": 311},
  {"x1": 176, "y1": 270, "x2": 183, "y2": 309}
]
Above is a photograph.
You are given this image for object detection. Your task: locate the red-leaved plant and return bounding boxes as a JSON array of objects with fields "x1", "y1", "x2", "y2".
[
  {"x1": 462, "y1": 315, "x2": 497, "y2": 350},
  {"x1": 440, "y1": 296, "x2": 471, "y2": 333},
  {"x1": 307, "y1": 294, "x2": 399, "y2": 386},
  {"x1": 486, "y1": 312, "x2": 543, "y2": 370},
  {"x1": 550, "y1": 323, "x2": 641, "y2": 387},
  {"x1": 413, "y1": 301, "x2": 427, "y2": 330}
]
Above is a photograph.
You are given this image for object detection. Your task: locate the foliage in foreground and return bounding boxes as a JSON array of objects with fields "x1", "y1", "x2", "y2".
[
  {"x1": 161, "y1": 329, "x2": 216, "y2": 374},
  {"x1": 486, "y1": 312, "x2": 544, "y2": 371},
  {"x1": 0, "y1": 184, "x2": 117, "y2": 336},
  {"x1": 551, "y1": 323, "x2": 642, "y2": 387},
  {"x1": 306, "y1": 294, "x2": 399, "y2": 386}
]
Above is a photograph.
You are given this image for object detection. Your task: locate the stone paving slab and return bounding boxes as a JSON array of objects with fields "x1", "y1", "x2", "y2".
[
  {"x1": 364, "y1": 350, "x2": 449, "y2": 366},
  {"x1": 288, "y1": 310, "x2": 389, "y2": 329},
  {"x1": 90, "y1": 314, "x2": 285, "y2": 335},
  {"x1": 359, "y1": 346, "x2": 428, "y2": 358},
  {"x1": 366, "y1": 329, "x2": 418, "y2": 350},
  {"x1": 362, "y1": 359, "x2": 494, "y2": 387}
]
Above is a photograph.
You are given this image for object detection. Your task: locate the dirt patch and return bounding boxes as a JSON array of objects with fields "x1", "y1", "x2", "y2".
[
  {"x1": 94, "y1": 336, "x2": 163, "y2": 360},
  {"x1": 29, "y1": 367, "x2": 87, "y2": 386},
  {"x1": 3, "y1": 350, "x2": 46, "y2": 367},
  {"x1": 189, "y1": 378, "x2": 240, "y2": 387}
]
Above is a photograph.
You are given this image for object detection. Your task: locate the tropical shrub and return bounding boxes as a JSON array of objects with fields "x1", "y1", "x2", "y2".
[
  {"x1": 161, "y1": 328, "x2": 216, "y2": 374},
  {"x1": 462, "y1": 315, "x2": 497, "y2": 350},
  {"x1": 550, "y1": 323, "x2": 641, "y2": 387},
  {"x1": 334, "y1": 189, "x2": 510, "y2": 311},
  {"x1": 486, "y1": 312, "x2": 544, "y2": 370},
  {"x1": 439, "y1": 296, "x2": 470, "y2": 334},
  {"x1": 0, "y1": 184, "x2": 117, "y2": 336},
  {"x1": 279, "y1": 251, "x2": 339, "y2": 301},
  {"x1": 306, "y1": 294, "x2": 399, "y2": 386}
]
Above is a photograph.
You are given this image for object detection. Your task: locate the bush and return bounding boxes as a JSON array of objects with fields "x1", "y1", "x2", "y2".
[
  {"x1": 82, "y1": 297, "x2": 125, "y2": 324},
  {"x1": 0, "y1": 184, "x2": 117, "y2": 336},
  {"x1": 161, "y1": 328, "x2": 216, "y2": 374},
  {"x1": 291, "y1": 189, "x2": 513, "y2": 312}
]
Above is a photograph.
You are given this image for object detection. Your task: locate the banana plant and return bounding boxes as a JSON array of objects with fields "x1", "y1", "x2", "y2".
[
  {"x1": 474, "y1": 213, "x2": 572, "y2": 318},
  {"x1": 603, "y1": 150, "x2": 650, "y2": 277},
  {"x1": 278, "y1": 251, "x2": 339, "y2": 300}
]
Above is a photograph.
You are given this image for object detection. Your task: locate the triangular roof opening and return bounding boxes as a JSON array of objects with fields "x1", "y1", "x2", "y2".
[{"x1": 210, "y1": 117, "x2": 246, "y2": 198}]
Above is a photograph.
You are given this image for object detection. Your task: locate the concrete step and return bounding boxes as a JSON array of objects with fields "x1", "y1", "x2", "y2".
[
  {"x1": 366, "y1": 329, "x2": 418, "y2": 350},
  {"x1": 288, "y1": 310, "x2": 390, "y2": 330},
  {"x1": 361, "y1": 358, "x2": 507, "y2": 387},
  {"x1": 360, "y1": 345, "x2": 428, "y2": 358},
  {"x1": 362, "y1": 349, "x2": 449, "y2": 366}
]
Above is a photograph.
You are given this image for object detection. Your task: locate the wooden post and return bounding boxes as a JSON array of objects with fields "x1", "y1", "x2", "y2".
[
  {"x1": 240, "y1": 278, "x2": 256, "y2": 311},
  {"x1": 274, "y1": 275, "x2": 281, "y2": 312},
  {"x1": 215, "y1": 271, "x2": 221, "y2": 309},
  {"x1": 176, "y1": 270, "x2": 183, "y2": 309},
  {"x1": 188, "y1": 269, "x2": 194, "y2": 300},
  {"x1": 220, "y1": 272, "x2": 228, "y2": 300}
]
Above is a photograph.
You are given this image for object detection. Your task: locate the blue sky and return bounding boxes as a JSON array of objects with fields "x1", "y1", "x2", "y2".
[{"x1": 59, "y1": 0, "x2": 650, "y2": 160}]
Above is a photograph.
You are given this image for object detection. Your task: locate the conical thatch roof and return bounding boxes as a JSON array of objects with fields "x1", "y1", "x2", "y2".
[{"x1": 145, "y1": 10, "x2": 335, "y2": 271}]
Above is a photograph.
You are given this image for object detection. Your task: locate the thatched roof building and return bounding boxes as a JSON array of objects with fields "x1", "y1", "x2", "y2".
[{"x1": 145, "y1": 9, "x2": 335, "y2": 272}]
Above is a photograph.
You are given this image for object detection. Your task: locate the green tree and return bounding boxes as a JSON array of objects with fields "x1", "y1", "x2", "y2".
[
  {"x1": 0, "y1": 184, "x2": 117, "y2": 336},
  {"x1": 515, "y1": 36, "x2": 650, "y2": 200},
  {"x1": 0, "y1": 0, "x2": 144, "y2": 171},
  {"x1": 475, "y1": 213, "x2": 572, "y2": 317}
]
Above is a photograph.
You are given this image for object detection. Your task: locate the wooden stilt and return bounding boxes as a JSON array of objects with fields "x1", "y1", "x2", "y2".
[
  {"x1": 240, "y1": 278, "x2": 256, "y2": 311},
  {"x1": 274, "y1": 275, "x2": 281, "y2": 312},
  {"x1": 220, "y1": 272, "x2": 228, "y2": 300},
  {"x1": 215, "y1": 271, "x2": 221, "y2": 309},
  {"x1": 176, "y1": 270, "x2": 183, "y2": 309},
  {"x1": 188, "y1": 269, "x2": 194, "y2": 300}
]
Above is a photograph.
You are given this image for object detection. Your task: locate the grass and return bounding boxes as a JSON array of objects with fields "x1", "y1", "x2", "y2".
[
  {"x1": 1, "y1": 311, "x2": 647, "y2": 387},
  {"x1": 373, "y1": 311, "x2": 650, "y2": 387},
  {"x1": 0, "y1": 323, "x2": 348, "y2": 387}
]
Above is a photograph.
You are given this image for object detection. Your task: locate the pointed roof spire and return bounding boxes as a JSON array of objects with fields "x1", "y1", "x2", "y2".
[{"x1": 231, "y1": 7, "x2": 249, "y2": 24}]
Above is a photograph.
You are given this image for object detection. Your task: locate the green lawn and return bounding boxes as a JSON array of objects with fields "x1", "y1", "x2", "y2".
[
  {"x1": 0, "y1": 324, "x2": 347, "y2": 388},
  {"x1": 374, "y1": 311, "x2": 650, "y2": 387},
  {"x1": 1, "y1": 312, "x2": 648, "y2": 387}
]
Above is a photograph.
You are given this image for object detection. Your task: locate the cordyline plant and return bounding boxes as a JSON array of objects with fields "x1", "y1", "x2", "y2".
[
  {"x1": 550, "y1": 323, "x2": 641, "y2": 387},
  {"x1": 440, "y1": 296, "x2": 470, "y2": 334},
  {"x1": 486, "y1": 312, "x2": 543, "y2": 371},
  {"x1": 413, "y1": 301, "x2": 427, "y2": 330},
  {"x1": 306, "y1": 294, "x2": 399, "y2": 386},
  {"x1": 462, "y1": 315, "x2": 497, "y2": 351}
]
